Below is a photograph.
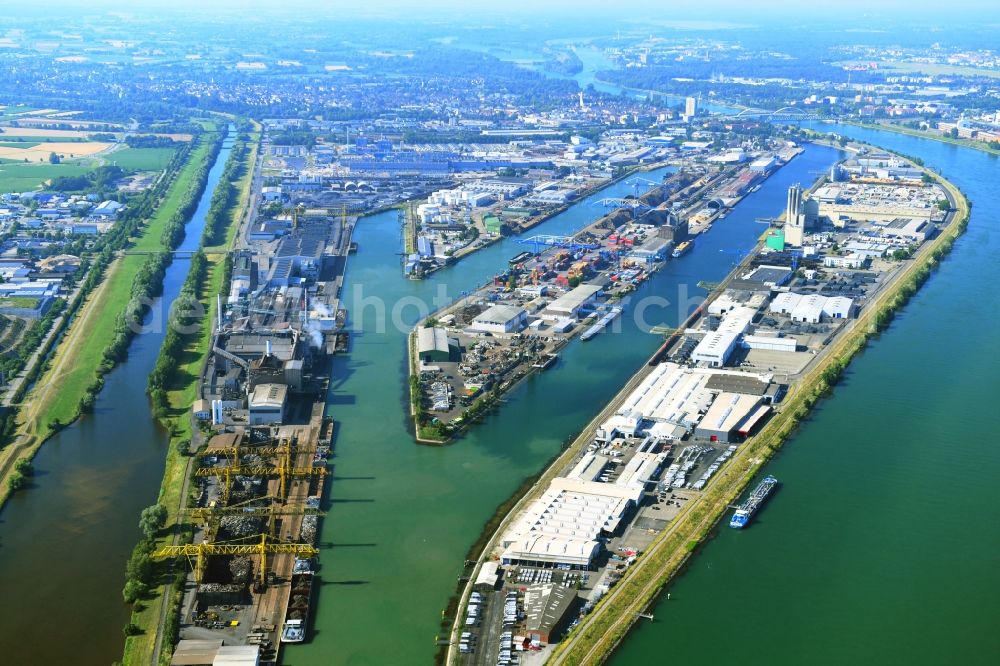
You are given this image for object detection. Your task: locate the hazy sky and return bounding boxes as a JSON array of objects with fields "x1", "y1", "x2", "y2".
[{"x1": 16, "y1": 0, "x2": 1000, "y2": 20}]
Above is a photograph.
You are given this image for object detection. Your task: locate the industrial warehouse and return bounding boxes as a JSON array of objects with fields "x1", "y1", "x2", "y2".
[
  {"x1": 451, "y1": 152, "x2": 956, "y2": 665},
  {"x1": 410, "y1": 153, "x2": 803, "y2": 441},
  {"x1": 161, "y1": 205, "x2": 352, "y2": 664}
]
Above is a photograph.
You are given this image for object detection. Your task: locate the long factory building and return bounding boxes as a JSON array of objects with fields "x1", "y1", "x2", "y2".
[
  {"x1": 690, "y1": 306, "x2": 757, "y2": 367},
  {"x1": 499, "y1": 362, "x2": 779, "y2": 570},
  {"x1": 595, "y1": 362, "x2": 775, "y2": 444},
  {"x1": 500, "y1": 448, "x2": 667, "y2": 570}
]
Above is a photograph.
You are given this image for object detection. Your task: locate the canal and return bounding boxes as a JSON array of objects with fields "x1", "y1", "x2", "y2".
[
  {"x1": 0, "y1": 128, "x2": 233, "y2": 664},
  {"x1": 608, "y1": 127, "x2": 1000, "y2": 665},
  {"x1": 294, "y1": 146, "x2": 839, "y2": 664},
  {"x1": 2, "y1": 125, "x2": 978, "y2": 666}
]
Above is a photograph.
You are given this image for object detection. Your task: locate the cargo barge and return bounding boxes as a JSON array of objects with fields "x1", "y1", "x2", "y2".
[
  {"x1": 581, "y1": 306, "x2": 623, "y2": 341},
  {"x1": 729, "y1": 475, "x2": 778, "y2": 529},
  {"x1": 509, "y1": 251, "x2": 533, "y2": 266},
  {"x1": 281, "y1": 566, "x2": 315, "y2": 643},
  {"x1": 671, "y1": 240, "x2": 693, "y2": 258}
]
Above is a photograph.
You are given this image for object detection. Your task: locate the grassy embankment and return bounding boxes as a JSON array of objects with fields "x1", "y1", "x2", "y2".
[
  {"x1": 0, "y1": 133, "x2": 218, "y2": 509},
  {"x1": 546, "y1": 169, "x2": 970, "y2": 666},
  {"x1": 120, "y1": 123, "x2": 259, "y2": 666},
  {"x1": 403, "y1": 204, "x2": 417, "y2": 255}
]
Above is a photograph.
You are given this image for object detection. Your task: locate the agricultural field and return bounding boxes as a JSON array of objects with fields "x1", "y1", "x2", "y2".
[
  {"x1": 0, "y1": 119, "x2": 186, "y2": 189},
  {"x1": 837, "y1": 60, "x2": 1000, "y2": 79},
  {"x1": 0, "y1": 161, "x2": 93, "y2": 192},
  {"x1": 0, "y1": 139, "x2": 113, "y2": 161},
  {"x1": 0, "y1": 141, "x2": 42, "y2": 149},
  {"x1": 0, "y1": 135, "x2": 88, "y2": 143},
  {"x1": 107, "y1": 147, "x2": 178, "y2": 171},
  {"x1": 0, "y1": 126, "x2": 102, "y2": 139},
  {"x1": 0, "y1": 105, "x2": 41, "y2": 121}
]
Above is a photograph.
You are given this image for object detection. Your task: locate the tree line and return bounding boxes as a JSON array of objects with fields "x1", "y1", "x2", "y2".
[
  {"x1": 146, "y1": 250, "x2": 208, "y2": 418},
  {"x1": 201, "y1": 140, "x2": 248, "y2": 246}
]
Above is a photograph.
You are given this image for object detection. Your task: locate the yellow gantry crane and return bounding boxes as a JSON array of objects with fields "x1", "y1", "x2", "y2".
[
  {"x1": 198, "y1": 445, "x2": 291, "y2": 460},
  {"x1": 152, "y1": 533, "x2": 318, "y2": 587},
  {"x1": 195, "y1": 459, "x2": 326, "y2": 504},
  {"x1": 183, "y1": 495, "x2": 324, "y2": 539},
  {"x1": 184, "y1": 496, "x2": 324, "y2": 523}
]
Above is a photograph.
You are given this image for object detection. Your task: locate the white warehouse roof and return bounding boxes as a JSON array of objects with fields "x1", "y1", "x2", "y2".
[
  {"x1": 568, "y1": 452, "x2": 610, "y2": 482},
  {"x1": 544, "y1": 283, "x2": 603, "y2": 316},
  {"x1": 249, "y1": 383, "x2": 287, "y2": 409},
  {"x1": 717, "y1": 306, "x2": 757, "y2": 333},
  {"x1": 502, "y1": 535, "x2": 600, "y2": 568},
  {"x1": 474, "y1": 304, "x2": 526, "y2": 325},
  {"x1": 614, "y1": 451, "x2": 668, "y2": 489},
  {"x1": 699, "y1": 392, "x2": 762, "y2": 434},
  {"x1": 769, "y1": 292, "x2": 854, "y2": 322},
  {"x1": 613, "y1": 362, "x2": 713, "y2": 427},
  {"x1": 417, "y1": 326, "x2": 450, "y2": 354},
  {"x1": 501, "y1": 477, "x2": 643, "y2": 567},
  {"x1": 213, "y1": 645, "x2": 260, "y2": 666}
]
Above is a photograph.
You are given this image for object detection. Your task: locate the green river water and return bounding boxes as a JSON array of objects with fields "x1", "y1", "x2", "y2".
[
  {"x1": 608, "y1": 127, "x2": 1000, "y2": 665},
  {"x1": 0, "y1": 124, "x2": 995, "y2": 666},
  {"x1": 294, "y1": 150, "x2": 840, "y2": 665}
]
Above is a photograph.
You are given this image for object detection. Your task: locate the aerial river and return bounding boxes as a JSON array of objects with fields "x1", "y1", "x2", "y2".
[
  {"x1": 0, "y1": 128, "x2": 233, "y2": 664},
  {"x1": 2, "y1": 123, "x2": 988, "y2": 666},
  {"x1": 609, "y1": 127, "x2": 1000, "y2": 665},
  {"x1": 296, "y1": 146, "x2": 839, "y2": 664}
]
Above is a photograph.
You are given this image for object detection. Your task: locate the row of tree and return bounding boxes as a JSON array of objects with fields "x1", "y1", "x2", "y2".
[
  {"x1": 146, "y1": 250, "x2": 209, "y2": 418},
  {"x1": 159, "y1": 138, "x2": 225, "y2": 250},
  {"x1": 0, "y1": 131, "x2": 224, "y2": 453},
  {"x1": 122, "y1": 503, "x2": 167, "y2": 606},
  {"x1": 201, "y1": 140, "x2": 247, "y2": 246}
]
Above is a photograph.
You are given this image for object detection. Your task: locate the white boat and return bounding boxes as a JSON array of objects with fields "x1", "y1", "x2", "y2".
[{"x1": 281, "y1": 619, "x2": 305, "y2": 643}]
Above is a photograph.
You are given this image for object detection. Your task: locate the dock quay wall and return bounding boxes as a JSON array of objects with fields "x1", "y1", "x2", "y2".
[
  {"x1": 543, "y1": 163, "x2": 970, "y2": 666},
  {"x1": 445, "y1": 152, "x2": 969, "y2": 666}
]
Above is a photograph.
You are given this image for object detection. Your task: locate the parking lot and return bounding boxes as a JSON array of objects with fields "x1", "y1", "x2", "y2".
[{"x1": 459, "y1": 587, "x2": 528, "y2": 666}]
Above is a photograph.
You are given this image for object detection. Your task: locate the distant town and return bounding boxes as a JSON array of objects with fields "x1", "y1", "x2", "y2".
[{"x1": 0, "y1": 6, "x2": 994, "y2": 666}]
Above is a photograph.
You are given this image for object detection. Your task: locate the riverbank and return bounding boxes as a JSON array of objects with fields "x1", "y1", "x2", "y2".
[
  {"x1": 120, "y1": 125, "x2": 260, "y2": 666},
  {"x1": 440, "y1": 172, "x2": 781, "y2": 663},
  {"x1": 410, "y1": 156, "x2": 796, "y2": 446},
  {"x1": 544, "y1": 163, "x2": 970, "y2": 665},
  {"x1": 414, "y1": 163, "x2": 665, "y2": 280},
  {"x1": 0, "y1": 127, "x2": 221, "y2": 510},
  {"x1": 845, "y1": 120, "x2": 1000, "y2": 157}
]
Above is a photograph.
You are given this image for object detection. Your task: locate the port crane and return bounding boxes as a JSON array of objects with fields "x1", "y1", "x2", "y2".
[
  {"x1": 183, "y1": 495, "x2": 324, "y2": 540},
  {"x1": 595, "y1": 197, "x2": 651, "y2": 213},
  {"x1": 195, "y1": 458, "x2": 327, "y2": 504},
  {"x1": 513, "y1": 234, "x2": 599, "y2": 254},
  {"x1": 198, "y1": 445, "x2": 291, "y2": 460},
  {"x1": 151, "y1": 533, "x2": 318, "y2": 586},
  {"x1": 184, "y1": 495, "x2": 324, "y2": 523},
  {"x1": 629, "y1": 177, "x2": 660, "y2": 195},
  {"x1": 755, "y1": 215, "x2": 784, "y2": 226}
]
